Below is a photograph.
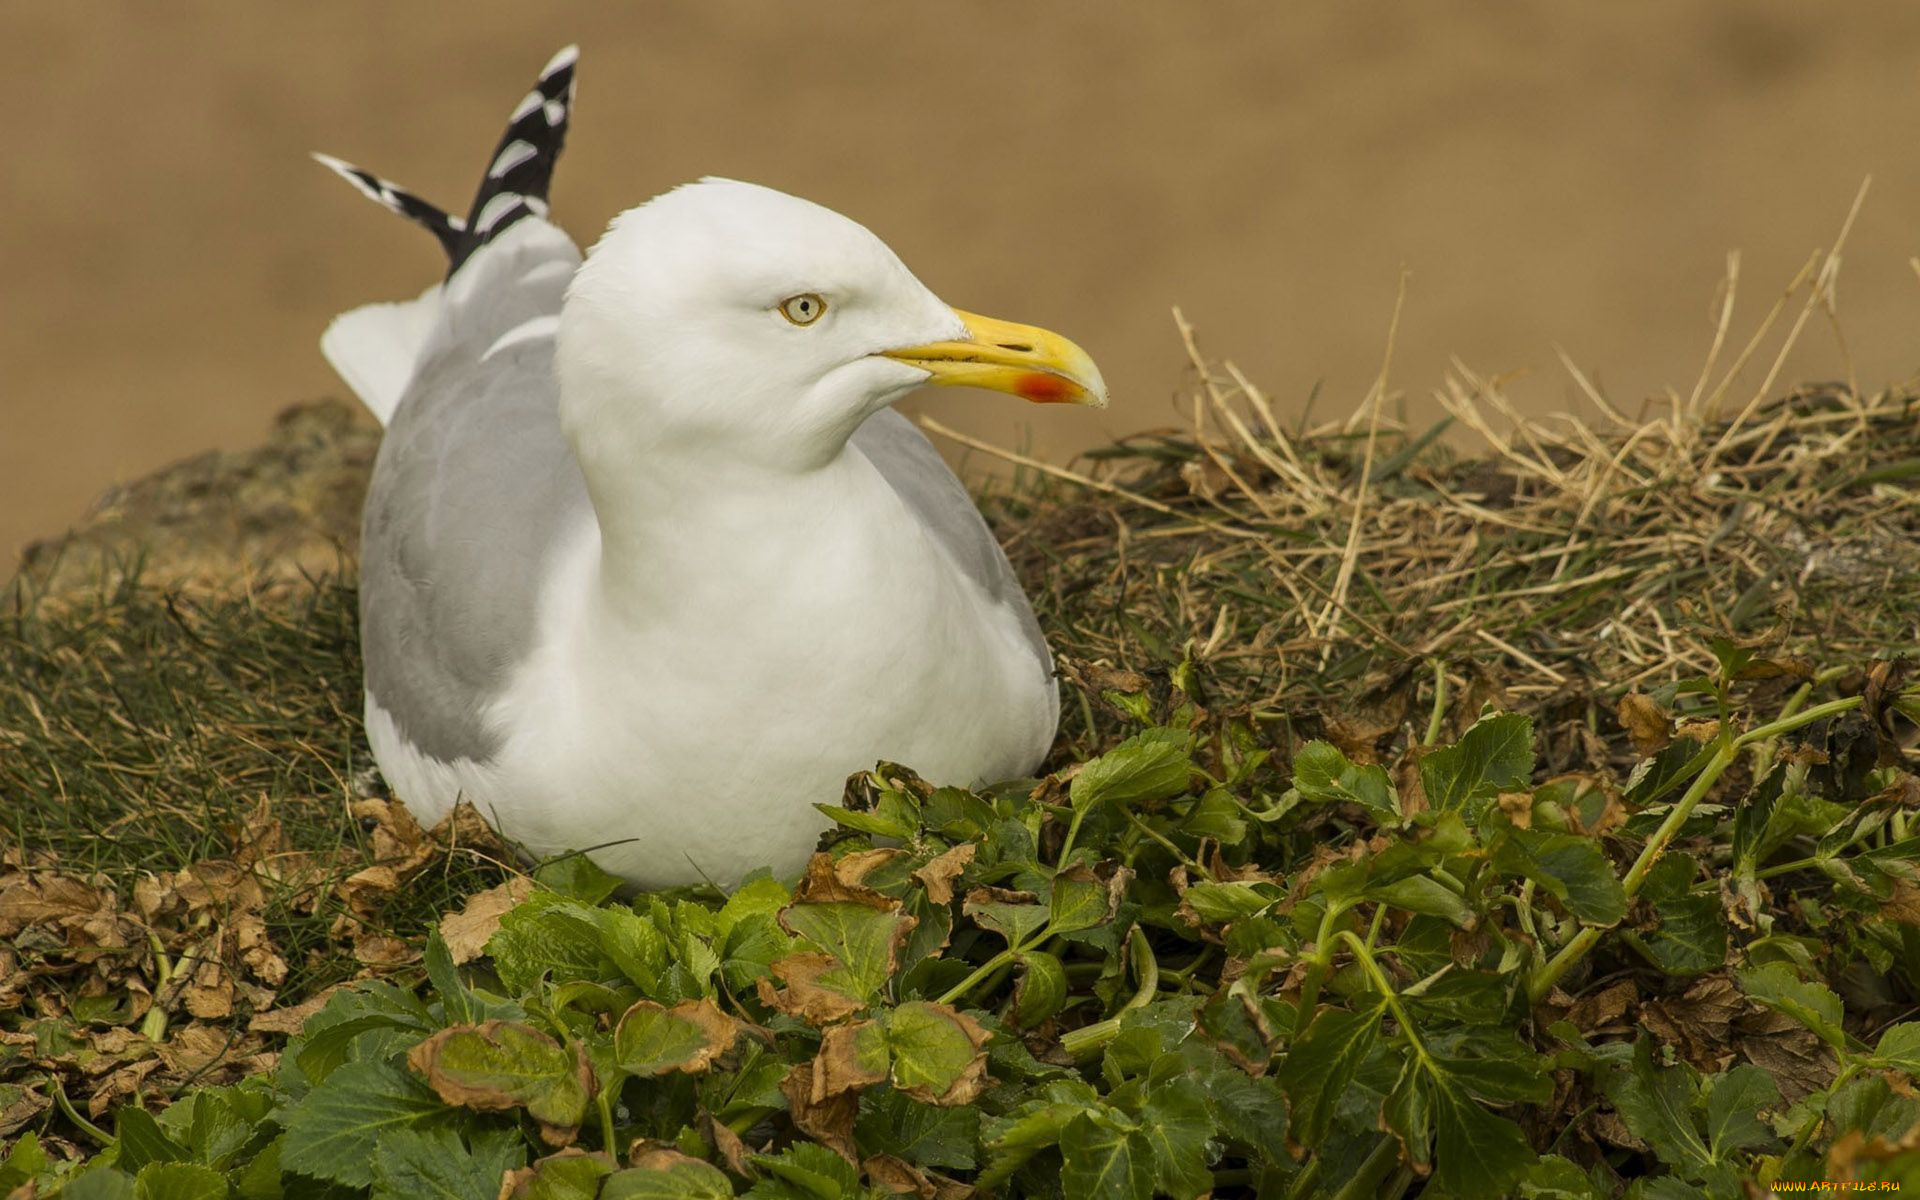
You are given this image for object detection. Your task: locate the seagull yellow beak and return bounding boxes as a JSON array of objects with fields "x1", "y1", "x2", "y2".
[{"x1": 880, "y1": 309, "x2": 1108, "y2": 408}]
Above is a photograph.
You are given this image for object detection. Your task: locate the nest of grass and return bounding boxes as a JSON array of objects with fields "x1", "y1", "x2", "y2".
[{"x1": 954, "y1": 316, "x2": 1920, "y2": 765}]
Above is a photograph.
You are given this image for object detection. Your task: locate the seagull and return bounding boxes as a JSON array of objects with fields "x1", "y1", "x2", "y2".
[{"x1": 315, "y1": 47, "x2": 1106, "y2": 889}]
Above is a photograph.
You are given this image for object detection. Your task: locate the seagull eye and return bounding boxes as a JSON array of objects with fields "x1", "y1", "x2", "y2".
[{"x1": 778, "y1": 293, "x2": 827, "y2": 326}]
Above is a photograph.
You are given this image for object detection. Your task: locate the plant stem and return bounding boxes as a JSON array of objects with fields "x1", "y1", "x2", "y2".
[
  {"x1": 51, "y1": 1075, "x2": 114, "y2": 1146},
  {"x1": 937, "y1": 920, "x2": 1053, "y2": 1006},
  {"x1": 1124, "y1": 808, "x2": 1209, "y2": 877},
  {"x1": 1328, "y1": 1135, "x2": 1406, "y2": 1200},
  {"x1": 141, "y1": 931, "x2": 173, "y2": 1042},
  {"x1": 1059, "y1": 927, "x2": 1159, "y2": 1060},
  {"x1": 1056, "y1": 806, "x2": 1089, "y2": 867},
  {"x1": 1786, "y1": 1063, "x2": 1859, "y2": 1160},
  {"x1": 1335, "y1": 931, "x2": 1431, "y2": 1066},
  {"x1": 1424, "y1": 658, "x2": 1449, "y2": 746},
  {"x1": 1527, "y1": 695, "x2": 1863, "y2": 1003}
]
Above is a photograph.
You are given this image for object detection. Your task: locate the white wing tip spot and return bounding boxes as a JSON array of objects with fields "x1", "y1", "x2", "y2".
[
  {"x1": 510, "y1": 90, "x2": 544, "y2": 123},
  {"x1": 474, "y1": 192, "x2": 524, "y2": 235},
  {"x1": 489, "y1": 139, "x2": 539, "y2": 180}
]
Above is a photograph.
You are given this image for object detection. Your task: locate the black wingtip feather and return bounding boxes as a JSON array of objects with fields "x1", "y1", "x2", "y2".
[
  {"x1": 447, "y1": 44, "x2": 579, "y2": 276},
  {"x1": 311, "y1": 152, "x2": 466, "y2": 260},
  {"x1": 312, "y1": 47, "x2": 578, "y2": 277}
]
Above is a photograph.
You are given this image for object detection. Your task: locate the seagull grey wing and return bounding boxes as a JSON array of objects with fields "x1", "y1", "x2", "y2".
[
  {"x1": 850, "y1": 407, "x2": 1051, "y2": 672},
  {"x1": 359, "y1": 231, "x2": 590, "y2": 765}
]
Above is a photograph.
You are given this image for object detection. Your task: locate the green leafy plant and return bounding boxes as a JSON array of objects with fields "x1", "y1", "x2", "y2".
[{"x1": 8, "y1": 645, "x2": 1916, "y2": 1198}]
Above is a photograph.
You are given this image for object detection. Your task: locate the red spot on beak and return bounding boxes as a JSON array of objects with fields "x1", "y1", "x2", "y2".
[{"x1": 1015, "y1": 372, "x2": 1078, "y2": 404}]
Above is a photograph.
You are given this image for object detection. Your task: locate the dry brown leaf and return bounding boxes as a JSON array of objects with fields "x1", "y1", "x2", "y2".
[
  {"x1": 1736, "y1": 1006, "x2": 1837, "y2": 1103},
  {"x1": 913, "y1": 843, "x2": 976, "y2": 906},
  {"x1": 0, "y1": 1082, "x2": 50, "y2": 1137},
  {"x1": 1616, "y1": 692, "x2": 1672, "y2": 756},
  {"x1": 1565, "y1": 979, "x2": 1637, "y2": 1035},
  {"x1": 1496, "y1": 792, "x2": 1532, "y2": 829},
  {"x1": 864, "y1": 1154, "x2": 974, "y2": 1199},
  {"x1": 628, "y1": 1146, "x2": 713, "y2": 1173},
  {"x1": 1675, "y1": 718, "x2": 1722, "y2": 743},
  {"x1": 812, "y1": 1020, "x2": 889, "y2": 1099},
  {"x1": 0, "y1": 873, "x2": 108, "y2": 938},
  {"x1": 780, "y1": 1061, "x2": 860, "y2": 1162},
  {"x1": 701, "y1": 1110, "x2": 755, "y2": 1178},
  {"x1": 427, "y1": 799, "x2": 512, "y2": 858},
  {"x1": 755, "y1": 954, "x2": 864, "y2": 1026},
  {"x1": 1881, "y1": 879, "x2": 1920, "y2": 926},
  {"x1": 790, "y1": 852, "x2": 900, "y2": 909},
  {"x1": 439, "y1": 875, "x2": 537, "y2": 964},
  {"x1": 247, "y1": 984, "x2": 346, "y2": 1035},
  {"x1": 351, "y1": 930, "x2": 418, "y2": 970}
]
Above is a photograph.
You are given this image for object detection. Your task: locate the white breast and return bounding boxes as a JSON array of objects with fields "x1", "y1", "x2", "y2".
[{"x1": 401, "y1": 450, "x2": 1056, "y2": 889}]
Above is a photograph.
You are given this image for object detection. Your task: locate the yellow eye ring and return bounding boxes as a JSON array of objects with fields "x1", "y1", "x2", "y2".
[{"x1": 778, "y1": 293, "x2": 827, "y2": 326}]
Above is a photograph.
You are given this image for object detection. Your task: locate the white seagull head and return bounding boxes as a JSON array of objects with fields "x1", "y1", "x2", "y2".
[{"x1": 558, "y1": 178, "x2": 1106, "y2": 473}]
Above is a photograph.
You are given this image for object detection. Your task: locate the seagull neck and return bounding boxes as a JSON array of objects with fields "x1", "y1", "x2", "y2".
[{"x1": 580, "y1": 446, "x2": 880, "y2": 609}]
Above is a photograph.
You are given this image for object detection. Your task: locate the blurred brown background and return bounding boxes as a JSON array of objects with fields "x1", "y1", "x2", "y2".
[{"x1": 7, "y1": 2, "x2": 1920, "y2": 568}]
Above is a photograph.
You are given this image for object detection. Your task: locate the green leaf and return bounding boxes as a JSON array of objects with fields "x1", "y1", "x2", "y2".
[
  {"x1": 1430, "y1": 1078, "x2": 1537, "y2": 1196},
  {"x1": 1059, "y1": 1111, "x2": 1153, "y2": 1200},
  {"x1": 506, "y1": 1151, "x2": 618, "y2": 1200},
  {"x1": 57, "y1": 1170, "x2": 139, "y2": 1200},
  {"x1": 1011, "y1": 950, "x2": 1069, "y2": 1030},
  {"x1": 133, "y1": 1162, "x2": 229, "y2": 1200},
  {"x1": 1279, "y1": 1003, "x2": 1383, "y2": 1144},
  {"x1": 1517, "y1": 1155, "x2": 1607, "y2": 1199},
  {"x1": 534, "y1": 852, "x2": 624, "y2": 905},
  {"x1": 1422, "y1": 712, "x2": 1535, "y2": 816},
  {"x1": 1178, "y1": 880, "x2": 1281, "y2": 924},
  {"x1": 0, "y1": 1132, "x2": 46, "y2": 1193},
  {"x1": 1434, "y1": 1050, "x2": 1553, "y2": 1105},
  {"x1": 1050, "y1": 866, "x2": 1119, "y2": 935},
  {"x1": 1492, "y1": 827, "x2": 1626, "y2": 925},
  {"x1": 487, "y1": 893, "x2": 625, "y2": 994},
  {"x1": 1875, "y1": 1021, "x2": 1920, "y2": 1072},
  {"x1": 601, "y1": 1156, "x2": 735, "y2": 1199},
  {"x1": 1704, "y1": 1065, "x2": 1778, "y2": 1160},
  {"x1": 1365, "y1": 874, "x2": 1477, "y2": 927},
  {"x1": 1183, "y1": 788, "x2": 1249, "y2": 844},
  {"x1": 423, "y1": 930, "x2": 475, "y2": 1027},
  {"x1": 1640, "y1": 893, "x2": 1727, "y2": 975},
  {"x1": 1291, "y1": 740, "x2": 1398, "y2": 819},
  {"x1": 964, "y1": 892, "x2": 1050, "y2": 947},
  {"x1": 371, "y1": 1126, "x2": 525, "y2": 1200},
  {"x1": 232, "y1": 1136, "x2": 282, "y2": 1200},
  {"x1": 749, "y1": 1141, "x2": 862, "y2": 1197},
  {"x1": 114, "y1": 1107, "x2": 188, "y2": 1175},
  {"x1": 1069, "y1": 729, "x2": 1194, "y2": 814},
  {"x1": 1739, "y1": 963, "x2": 1846, "y2": 1048},
  {"x1": 612, "y1": 999, "x2": 739, "y2": 1078},
  {"x1": 407, "y1": 1020, "x2": 593, "y2": 1137},
  {"x1": 719, "y1": 910, "x2": 795, "y2": 994},
  {"x1": 1139, "y1": 1075, "x2": 1215, "y2": 1200},
  {"x1": 886, "y1": 1002, "x2": 988, "y2": 1104},
  {"x1": 780, "y1": 899, "x2": 913, "y2": 1005},
  {"x1": 156, "y1": 1089, "x2": 253, "y2": 1172},
  {"x1": 978, "y1": 1082, "x2": 1102, "y2": 1188},
  {"x1": 1382, "y1": 1064, "x2": 1433, "y2": 1173},
  {"x1": 281, "y1": 1060, "x2": 457, "y2": 1188},
  {"x1": 1601, "y1": 1040, "x2": 1713, "y2": 1180},
  {"x1": 857, "y1": 1089, "x2": 981, "y2": 1170}
]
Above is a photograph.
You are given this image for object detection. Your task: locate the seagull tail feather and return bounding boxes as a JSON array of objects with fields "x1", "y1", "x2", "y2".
[{"x1": 446, "y1": 44, "x2": 579, "y2": 277}]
